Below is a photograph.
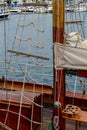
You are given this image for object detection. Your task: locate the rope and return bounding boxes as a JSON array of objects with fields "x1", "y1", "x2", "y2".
[
  {"x1": 0, "y1": 4, "x2": 53, "y2": 130},
  {"x1": 3, "y1": 0, "x2": 12, "y2": 126},
  {"x1": 71, "y1": 75, "x2": 77, "y2": 104}
]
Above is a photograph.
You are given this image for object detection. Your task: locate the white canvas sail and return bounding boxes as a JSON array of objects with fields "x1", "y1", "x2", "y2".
[{"x1": 54, "y1": 43, "x2": 87, "y2": 70}]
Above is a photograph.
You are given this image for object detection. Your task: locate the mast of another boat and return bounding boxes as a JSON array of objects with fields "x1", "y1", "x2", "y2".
[{"x1": 52, "y1": 0, "x2": 65, "y2": 130}]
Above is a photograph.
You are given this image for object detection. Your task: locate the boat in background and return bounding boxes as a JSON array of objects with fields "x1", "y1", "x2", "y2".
[
  {"x1": 74, "y1": 2, "x2": 87, "y2": 12},
  {"x1": 46, "y1": 5, "x2": 52, "y2": 13},
  {"x1": 8, "y1": 7, "x2": 21, "y2": 14},
  {"x1": 0, "y1": 9, "x2": 9, "y2": 19}
]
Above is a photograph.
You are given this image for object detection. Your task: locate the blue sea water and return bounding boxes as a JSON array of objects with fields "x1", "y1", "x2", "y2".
[
  {"x1": 0, "y1": 13, "x2": 53, "y2": 86},
  {"x1": 0, "y1": 12, "x2": 87, "y2": 94}
]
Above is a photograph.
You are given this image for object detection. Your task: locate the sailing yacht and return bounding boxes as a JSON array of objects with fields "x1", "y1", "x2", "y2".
[{"x1": 0, "y1": 0, "x2": 87, "y2": 130}]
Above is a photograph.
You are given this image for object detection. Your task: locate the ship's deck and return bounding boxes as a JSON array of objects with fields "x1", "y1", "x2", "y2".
[
  {"x1": 66, "y1": 120, "x2": 87, "y2": 130},
  {"x1": 42, "y1": 119, "x2": 87, "y2": 130},
  {"x1": 0, "y1": 79, "x2": 87, "y2": 130},
  {"x1": 42, "y1": 108, "x2": 87, "y2": 130}
]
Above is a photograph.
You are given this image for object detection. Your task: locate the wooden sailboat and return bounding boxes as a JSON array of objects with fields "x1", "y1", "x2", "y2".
[
  {"x1": 0, "y1": 2, "x2": 53, "y2": 130},
  {"x1": 0, "y1": 0, "x2": 87, "y2": 130},
  {"x1": 53, "y1": 0, "x2": 87, "y2": 129}
]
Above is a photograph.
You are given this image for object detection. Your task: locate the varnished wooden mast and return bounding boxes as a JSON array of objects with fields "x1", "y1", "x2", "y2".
[{"x1": 52, "y1": 0, "x2": 65, "y2": 130}]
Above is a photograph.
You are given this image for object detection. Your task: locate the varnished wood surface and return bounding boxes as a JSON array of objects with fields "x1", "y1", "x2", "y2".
[
  {"x1": 42, "y1": 108, "x2": 87, "y2": 130},
  {"x1": 62, "y1": 110, "x2": 87, "y2": 123},
  {"x1": 65, "y1": 119, "x2": 87, "y2": 130},
  {"x1": 0, "y1": 78, "x2": 52, "y2": 94},
  {"x1": 66, "y1": 91, "x2": 87, "y2": 100}
]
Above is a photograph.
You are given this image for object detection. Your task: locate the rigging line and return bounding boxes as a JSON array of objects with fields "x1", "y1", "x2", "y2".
[
  {"x1": 8, "y1": 16, "x2": 34, "y2": 86},
  {"x1": 78, "y1": 10, "x2": 86, "y2": 37},
  {"x1": 17, "y1": 15, "x2": 28, "y2": 130},
  {"x1": 18, "y1": 64, "x2": 53, "y2": 82},
  {"x1": 0, "y1": 90, "x2": 43, "y2": 108},
  {"x1": 5, "y1": 15, "x2": 22, "y2": 81},
  {"x1": 3, "y1": 2, "x2": 7, "y2": 89},
  {"x1": 0, "y1": 60, "x2": 53, "y2": 68},
  {"x1": 16, "y1": 15, "x2": 27, "y2": 59},
  {"x1": 4, "y1": 81, "x2": 15, "y2": 125},
  {"x1": 0, "y1": 108, "x2": 42, "y2": 125},
  {"x1": 79, "y1": 78, "x2": 86, "y2": 95},
  {"x1": 69, "y1": 12, "x2": 73, "y2": 32},
  {"x1": 37, "y1": 14, "x2": 45, "y2": 129},
  {"x1": 72, "y1": 75, "x2": 78, "y2": 105},
  {"x1": 76, "y1": 10, "x2": 84, "y2": 37},
  {"x1": 18, "y1": 64, "x2": 29, "y2": 81},
  {"x1": 30, "y1": 13, "x2": 44, "y2": 130},
  {"x1": 23, "y1": 95, "x2": 43, "y2": 107},
  {"x1": 6, "y1": 68, "x2": 41, "y2": 84},
  {"x1": 31, "y1": 19, "x2": 44, "y2": 32},
  {"x1": 81, "y1": 11, "x2": 87, "y2": 38},
  {"x1": 65, "y1": 10, "x2": 69, "y2": 33},
  {"x1": 8, "y1": 14, "x2": 22, "y2": 64},
  {"x1": 4, "y1": 67, "x2": 53, "y2": 76},
  {"x1": 73, "y1": 0, "x2": 79, "y2": 33},
  {"x1": 19, "y1": 22, "x2": 44, "y2": 32},
  {"x1": 15, "y1": 35, "x2": 32, "y2": 41},
  {"x1": 2, "y1": 0, "x2": 10, "y2": 125},
  {"x1": 57, "y1": 70, "x2": 63, "y2": 103},
  {"x1": 8, "y1": 14, "x2": 28, "y2": 73},
  {"x1": 18, "y1": 22, "x2": 34, "y2": 27},
  {"x1": 74, "y1": 9, "x2": 81, "y2": 33},
  {"x1": 17, "y1": 12, "x2": 37, "y2": 128},
  {"x1": 3, "y1": 13, "x2": 26, "y2": 130},
  {"x1": 36, "y1": 13, "x2": 45, "y2": 83},
  {"x1": 0, "y1": 122, "x2": 12, "y2": 130}
]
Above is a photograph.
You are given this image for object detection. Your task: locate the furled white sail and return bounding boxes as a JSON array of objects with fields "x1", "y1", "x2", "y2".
[
  {"x1": 54, "y1": 43, "x2": 87, "y2": 70},
  {"x1": 65, "y1": 32, "x2": 87, "y2": 48}
]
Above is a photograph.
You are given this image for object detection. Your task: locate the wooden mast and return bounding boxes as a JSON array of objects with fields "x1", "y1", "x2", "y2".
[{"x1": 52, "y1": 0, "x2": 65, "y2": 130}]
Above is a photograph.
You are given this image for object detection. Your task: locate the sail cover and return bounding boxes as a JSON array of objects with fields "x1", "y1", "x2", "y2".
[{"x1": 54, "y1": 43, "x2": 87, "y2": 70}]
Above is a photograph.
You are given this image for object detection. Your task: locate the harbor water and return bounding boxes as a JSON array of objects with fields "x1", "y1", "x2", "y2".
[
  {"x1": 0, "y1": 13, "x2": 53, "y2": 86},
  {"x1": 0, "y1": 12, "x2": 87, "y2": 94}
]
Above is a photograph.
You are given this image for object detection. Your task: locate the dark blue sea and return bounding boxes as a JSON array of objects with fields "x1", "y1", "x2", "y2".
[{"x1": 0, "y1": 13, "x2": 87, "y2": 94}]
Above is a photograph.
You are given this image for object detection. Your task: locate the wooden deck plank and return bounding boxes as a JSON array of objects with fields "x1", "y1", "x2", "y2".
[
  {"x1": 62, "y1": 111, "x2": 87, "y2": 123},
  {"x1": 42, "y1": 108, "x2": 87, "y2": 130},
  {"x1": 0, "y1": 78, "x2": 52, "y2": 94},
  {"x1": 66, "y1": 91, "x2": 87, "y2": 100},
  {"x1": 62, "y1": 110, "x2": 87, "y2": 130}
]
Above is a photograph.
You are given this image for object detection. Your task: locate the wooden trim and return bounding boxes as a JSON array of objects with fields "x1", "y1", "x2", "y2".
[
  {"x1": 0, "y1": 78, "x2": 52, "y2": 94},
  {"x1": 62, "y1": 110, "x2": 87, "y2": 123}
]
